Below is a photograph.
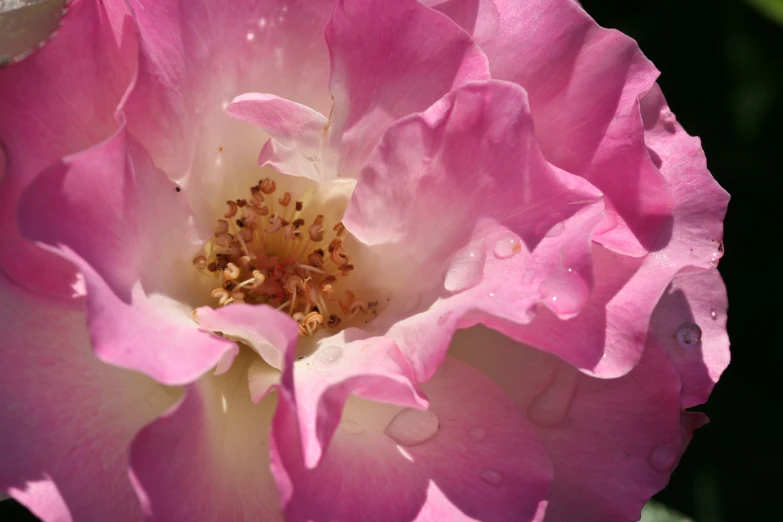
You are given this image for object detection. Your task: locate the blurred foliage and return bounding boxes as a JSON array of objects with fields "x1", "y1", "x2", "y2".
[
  {"x1": 747, "y1": 0, "x2": 783, "y2": 25},
  {"x1": 641, "y1": 501, "x2": 694, "y2": 522}
]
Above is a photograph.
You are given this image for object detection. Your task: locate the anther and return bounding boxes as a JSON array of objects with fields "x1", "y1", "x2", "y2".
[
  {"x1": 259, "y1": 178, "x2": 276, "y2": 194},
  {"x1": 223, "y1": 262, "x2": 240, "y2": 280},
  {"x1": 211, "y1": 288, "x2": 231, "y2": 305},
  {"x1": 339, "y1": 264, "x2": 354, "y2": 276},
  {"x1": 295, "y1": 201, "x2": 303, "y2": 211},
  {"x1": 215, "y1": 219, "x2": 229, "y2": 235},
  {"x1": 225, "y1": 200, "x2": 238, "y2": 218},
  {"x1": 309, "y1": 214, "x2": 325, "y2": 242},
  {"x1": 250, "y1": 186, "x2": 264, "y2": 203},
  {"x1": 292, "y1": 218, "x2": 305, "y2": 228},
  {"x1": 265, "y1": 214, "x2": 283, "y2": 233},
  {"x1": 236, "y1": 199, "x2": 247, "y2": 207},
  {"x1": 192, "y1": 255, "x2": 207, "y2": 270},
  {"x1": 278, "y1": 192, "x2": 291, "y2": 206},
  {"x1": 327, "y1": 314, "x2": 342, "y2": 328},
  {"x1": 333, "y1": 222, "x2": 345, "y2": 237}
]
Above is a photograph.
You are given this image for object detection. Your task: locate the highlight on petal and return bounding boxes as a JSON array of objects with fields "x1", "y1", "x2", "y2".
[
  {"x1": 344, "y1": 79, "x2": 603, "y2": 380},
  {"x1": 271, "y1": 357, "x2": 552, "y2": 522},
  {"x1": 0, "y1": 270, "x2": 177, "y2": 522},
  {"x1": 227, "y1": 93, "x2": 335, "y2": 182},
  {"x1": 17, "y1": 123, "x2": 236, "y2": 385},
  {"x1": 195, "y1": 302, "x2": 300, "y2": 371},
  {"x1": 0, "y1": 0, "x2": 136, "y2": 300},
  {"x1": 122, "y1": 0, "x2": 336, "y2": 221},
  {"x1": 325, "y1": 0, "x2": 491, "y2": 176},
  {"x1": 131, "y1": 351, "x2": 283, "y2": 521},
  {"x1": 429, "y1": 0, "x2": 673, "y2": 255}
]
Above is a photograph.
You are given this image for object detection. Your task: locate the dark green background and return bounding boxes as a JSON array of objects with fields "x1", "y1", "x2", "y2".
[
  {"x1": 2, "y1": 0, "x2": 781, "y2": 520},
  {"x1": 581, "y1": 0, "x2": 781, "y2": 520}
]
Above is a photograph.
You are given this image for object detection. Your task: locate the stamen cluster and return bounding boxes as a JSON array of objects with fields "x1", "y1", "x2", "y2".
[{"x1": 193, "y1": 177, "x2": 376, "y2": 336}]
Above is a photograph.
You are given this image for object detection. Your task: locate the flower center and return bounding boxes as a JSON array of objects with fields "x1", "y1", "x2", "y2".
[{"x1": 193, "y1": 176, "x2": 377, "y2": 336}]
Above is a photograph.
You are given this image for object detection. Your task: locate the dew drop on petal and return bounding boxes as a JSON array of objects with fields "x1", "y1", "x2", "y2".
[
  {"x1": 648, "y1": 443, "x2": 679, "y2": 472},
  {"x1": 468, "y1": 427, "x2": 486, "y2": 442},
  {"x1": 674, "y1": 323, "x2": 702, "y2": 348},
  {"x1": 493, "y1": 234, "x2": 521, "y2": 259},
  {"x1": 313, "y1": 345, "x2": 343, "y2": 369},
  {"x1": 540, "y1": 268, "x2": 590, "y2": 316},
  {"x1": 384, "y1": 408, "x2": 439, "y2": 447},
  {"x1": 444, "y1": 241, "x2": 486, "y2": 293},
  {"x1": 710, "y1": 306, "x2": 718, "y2": 320},
  {"x1": 339, "y1": 420, "x2": 364, "y2": 435},
  {"x1": 480, "y1": 469, "x2": 503, "y2": 485}
]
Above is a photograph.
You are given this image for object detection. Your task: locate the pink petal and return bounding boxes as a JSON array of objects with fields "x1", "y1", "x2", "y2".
[
  {"x1": 122, "y1": 0, "x2": 336, "y2": 219},
  {"x1": 226, "y1": 93, "x2": 335, "y2": 181},
  {"x1": 0, "y1": 271, "x2": 176, "y2": 522},
  {"x1": 325, "y1": 0, "x2": 490, "y2": 176},
  {"x1": 0, "y1": 0, "x2": 135, "y2": 300},
  {"x1": 195, "y1": 302, "x2": 300, "y2": 371},
  {"x1": 430, "y1": 0, "x2": 672, "y2": 255},
  {"x1": 271, "y1": 357, "x2": 552, "y2": 521},
  {"x1": 452, "y1": 325, "x2": 702, "y2": 522},
  {"x1": 345, "y1": 80, "x2": 603, "y2": 380},
  {"x1": 130, "y1": 353, "x2": 283, "y2": 521},
  {"x1": 17, "y1": 124, "x2": 236, "y2": 385},
  {"x1": 651, "y1": 269, "x2": 730, "y2": 409},
  {"x1": 287, "y1": 331, "x2": 428, "y2": 468}
]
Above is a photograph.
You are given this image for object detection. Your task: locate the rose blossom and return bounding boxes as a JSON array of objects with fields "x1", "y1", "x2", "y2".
[{"x1": 0, "y1": 0, "x2": 729, "y2": 521}]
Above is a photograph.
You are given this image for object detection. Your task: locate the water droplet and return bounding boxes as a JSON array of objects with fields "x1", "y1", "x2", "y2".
[
  {"x1": 674, "y1": 323, "x2": 702, "y2": 348},
  {"x1": 710, "y1": 307, "x2": 718, "y2": 320},
  {"x1": 540, "y1": 268, "x2": 590, "y2": 316},
  {"x1": 258, "y1": 17, "x2": 268, "y2": 28},
  {"x1": 313, "y1": 345, "x2": 343, "y2": 369},
  {"x1": 528, "y1": 364, "x2": 579, "y2": 426},
  {"x1": 384, "y1": 408, "x2": 439, "y2": 447},
  {"x1": 648, "y1": 443, "x2": 679, "y2": 472},
  {"x1": 522, "y1": 269, "x2": 535, "y2": 284},
  {"x1": 339, "y1": 420, "x2": 364, "y2": 435},
  {"x1": 480, "y1": 469, "x2": 502, "y2": 485},
  {"x1": 493, "y1": 234, "x2": 521, "y2": 259},
  {"x1": 246, "y1": 31, "x2": 256, "y2": 42},
  {"x1": 468, "y1": 427, "x2": 486, "y2": 442},
  {"x1": 444, "y1": 241, "x2": 486, "y2": 293}
]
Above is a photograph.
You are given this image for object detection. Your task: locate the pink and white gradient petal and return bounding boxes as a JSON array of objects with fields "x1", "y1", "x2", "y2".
[
  {"x1": 122, "y1": 0, "x2": 336, "y2": 221},
  {"x1": 451, "y1": 324, "x2": 699, "y2": 522},
  {"x1": 325, "y1": 0, "x2": 491, "y2": 177},
  {"x1": 17, "y1": 124, "x2": 236, "y2": 385},
  {"x1": 226, "y1": 94, "x2": 335, "y2": 182},
  {"x1": 130, "y1": 352, "x2": 283, "y2": 522},
  {"x1": 345, "y1": 80, "x2": 605, "y2": 380},
  {"x1": 271, "y1": 357, "x2": 552, "y2": 522},
  {"x1": 0, "y1": 0, "x2": 136, "y2": 301},
  {"x1": 0, "y1": 271, "x2": 176, "y2": 522},
  {"x1": 426, "y1": 0, "x2": 673, "y2": 256}
]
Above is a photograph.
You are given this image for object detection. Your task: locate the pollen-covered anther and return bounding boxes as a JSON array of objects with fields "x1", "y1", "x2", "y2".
[
  {"x1": 265, "y1": 214, "x2": 283, "y2": 233},
  {"x1": 192, "y1": 255, "x2": 207, "y2": 271},
  {"x1": 195, "y1": 176, "x2": 377, "y2": 329},
  {"x1": 259, "y1": 177, "x2": 276, "y2": 194},
  {"x1": 308, "y1": 214, "x2": 325, "y2": 242},
  {"x1": 224, "y1": 200, "x2": 238, "y2": 218},
  {"x1": 215, "y1": 219, "x2": 229, "y2": 235},
  {"x1": 223, "y1": 262, "x2": 240, "y2": 280}
]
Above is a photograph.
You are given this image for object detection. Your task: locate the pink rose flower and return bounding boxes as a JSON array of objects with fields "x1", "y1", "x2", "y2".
[{"x1": 0, "y1": 0, "x2": 729, "y2": 521}]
